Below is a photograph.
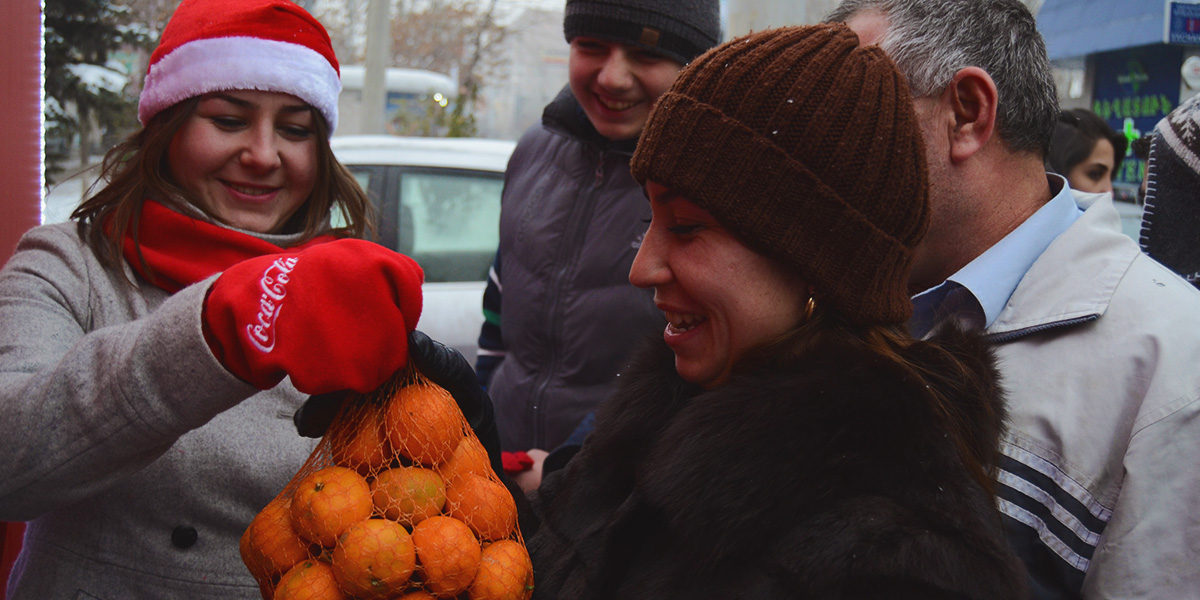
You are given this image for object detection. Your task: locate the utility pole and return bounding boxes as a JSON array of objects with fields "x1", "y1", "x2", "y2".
[{"x1": 361, "y1": 0, "x2": 391, "y2": 135}]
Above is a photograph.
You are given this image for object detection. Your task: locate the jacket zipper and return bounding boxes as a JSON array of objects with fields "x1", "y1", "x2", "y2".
[
  {"x1": 985, "y1": 314, "x2": 1099, "y2": 344},
  {"x1": 528, "y1": 149, "x2": 608, "y2": 448}
]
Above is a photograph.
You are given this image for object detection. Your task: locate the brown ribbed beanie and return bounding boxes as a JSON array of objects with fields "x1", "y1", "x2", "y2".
[{"x1": 631, "y1": 24, "x2": 929, "y2": 326}]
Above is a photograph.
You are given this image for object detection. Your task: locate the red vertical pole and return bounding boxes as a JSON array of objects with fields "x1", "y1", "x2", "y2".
[
  {"x1": 0, "y1": 525, "x2": 20, "y2": 598},
  {"x1": 0, "y1": 0, "x2": 43, "y2": 596},
  {"x1": 0, "y1": 2, "x2": 43, "y2": 260}
]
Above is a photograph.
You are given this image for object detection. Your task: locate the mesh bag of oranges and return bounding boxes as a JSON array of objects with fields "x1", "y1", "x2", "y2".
[{"x1": 241, "y1": 365, "x2": 533, "y2": 600}]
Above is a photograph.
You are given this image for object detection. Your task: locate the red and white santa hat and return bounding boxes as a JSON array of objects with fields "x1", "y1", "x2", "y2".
[{"x1": 138, "y1": 0, "x2": 341, "y2": 134}]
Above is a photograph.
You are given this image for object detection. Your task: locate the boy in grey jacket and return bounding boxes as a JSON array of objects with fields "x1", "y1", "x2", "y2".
[{"x1": 476, "y1": 0, "x2": 720, "y2": 489}]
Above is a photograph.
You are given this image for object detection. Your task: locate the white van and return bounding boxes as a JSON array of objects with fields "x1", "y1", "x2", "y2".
[{"x1": 336, "y1": 66, "x2": 458, "y2": 136}]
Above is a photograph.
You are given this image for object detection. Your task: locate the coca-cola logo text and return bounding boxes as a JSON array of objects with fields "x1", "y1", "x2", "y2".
[{"x1": 245, "y1": 256, "x2": 298, "y2": 353}]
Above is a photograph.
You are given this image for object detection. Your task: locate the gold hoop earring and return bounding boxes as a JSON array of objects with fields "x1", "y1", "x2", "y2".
[{"x1": 804, "y1": 296, "x2": 816, "y2": 321}]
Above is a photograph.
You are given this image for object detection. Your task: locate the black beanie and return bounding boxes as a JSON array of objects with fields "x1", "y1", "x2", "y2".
[
  {"x1": 631, "y1": 24, "x2": 930, "y2": 326},
  {"x1": 563, "y1": 0, "x2": 721, "y2": 65}
]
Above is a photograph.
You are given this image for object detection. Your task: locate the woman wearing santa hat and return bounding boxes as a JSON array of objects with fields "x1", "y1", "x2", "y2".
[{"x1": 0, "y1": 0, "x2": 426, "y2": 596}]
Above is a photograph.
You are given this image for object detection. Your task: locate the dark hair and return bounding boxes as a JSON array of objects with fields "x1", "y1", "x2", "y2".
[
  {"x1": 1046, "y1": 108, "x2": 1127, "y2": 180},
  {"x1": 739, "y1": 303, "x2": 1002, "y2": 495},
  {"x1": 825, "y1": 0, "x2": 1059, "y2": 157},
  {"x1": 1131, "y1": 133, "x2": 1153, "y2": 162},
  {"x1": 71, "y1": 96, "x2": 375, "y2": 281}
]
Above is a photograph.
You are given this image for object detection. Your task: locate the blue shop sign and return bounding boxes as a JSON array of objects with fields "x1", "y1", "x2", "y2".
[
  {"x1": 1092, "y1": 44, "x2": 1183, "y2": 187},
  {"x1": 1169, "y1": 2, "x2": 1200, "y2": 46}
]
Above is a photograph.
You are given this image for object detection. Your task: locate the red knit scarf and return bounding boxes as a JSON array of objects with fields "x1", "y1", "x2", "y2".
[{"x1": 122, "y1": 200, "x2": 338, "y2": 293}]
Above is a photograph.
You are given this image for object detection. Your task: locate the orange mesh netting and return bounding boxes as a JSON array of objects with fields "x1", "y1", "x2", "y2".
[{"x1": 241, "y1": 365, "x2": 533, "y2": 600}]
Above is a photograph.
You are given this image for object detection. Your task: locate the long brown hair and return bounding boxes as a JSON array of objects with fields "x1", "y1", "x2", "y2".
[
  {"x1": 742, "y1": 303, "x2": 1002, "y2": 495},
  {"x1": 71, "y1": 96, "x2": 375, "y2": 280}
]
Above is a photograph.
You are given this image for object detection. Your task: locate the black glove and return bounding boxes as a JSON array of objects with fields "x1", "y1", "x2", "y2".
[
  {"x1": 293, "y1": 390, "x2": 349, "y2": 438},
  {"x1": 407, "y1": 330, "x2": 505, "y2": 479},
  {"x1": 294, "y1": 331, "x2": 504, "y2": 479}
]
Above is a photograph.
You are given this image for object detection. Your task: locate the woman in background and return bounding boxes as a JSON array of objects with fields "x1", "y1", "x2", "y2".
[{"x1": 1047, "y1": 107, "x2": 1127, "y2": 193}]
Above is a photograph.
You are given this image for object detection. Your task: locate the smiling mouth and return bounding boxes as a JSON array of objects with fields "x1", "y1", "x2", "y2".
[
  {"x1": 596, "y1": 95, "x2": 637, "y2": 112},
  {"x1": 224, "y1": 181, "x2": 275, "y2": 196},
  {"x1": 665, "y1": 311, "x2": 706, "y2": 333}
]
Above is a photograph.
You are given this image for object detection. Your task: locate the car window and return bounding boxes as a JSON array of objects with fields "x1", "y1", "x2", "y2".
[
  {"x1": 350, "y1": 171, "x2": 371, "y2": 195},
  {"x1": 337, "y1": 164, "x2": 502, "y2": 283},
  {"x1": 331, "y1": 168, "x2": 379, "y2": 230},
  {"x1": 398, "y1": 170, "x2": 503, "y2": 283}
]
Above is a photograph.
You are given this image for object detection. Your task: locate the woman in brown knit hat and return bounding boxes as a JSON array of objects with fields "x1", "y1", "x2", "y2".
[{"x1": 521, "y1": 24, "x2": 1028, "y2": 598}]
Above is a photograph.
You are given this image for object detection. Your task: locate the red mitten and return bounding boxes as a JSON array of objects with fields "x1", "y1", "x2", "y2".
[
  {"x1": 203, "y1": 239, "x2": 424, "y2": 394},
  {"x1": 501, "y1": 451, "x2": 534, "y2": 475}
]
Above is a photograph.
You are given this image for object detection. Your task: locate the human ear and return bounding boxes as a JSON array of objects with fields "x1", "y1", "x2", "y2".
[{"x1": 945, "y1": 67, "x2": 998, "y2": 163}]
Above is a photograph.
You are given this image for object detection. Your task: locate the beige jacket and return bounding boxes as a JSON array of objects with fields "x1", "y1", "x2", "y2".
[{"x1": 988, "y1": 193, "x2": 1200, "y2": 598}]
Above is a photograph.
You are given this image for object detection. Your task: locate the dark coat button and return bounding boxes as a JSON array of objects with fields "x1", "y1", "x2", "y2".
[{"x1": 171, "y1": 525, "x2": 198, "y2": 549}]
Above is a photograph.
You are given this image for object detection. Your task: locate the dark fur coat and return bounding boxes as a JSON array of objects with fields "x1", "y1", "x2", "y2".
[{"x1": 524, "y1": 327, "x2": 1028, "y2": 599}]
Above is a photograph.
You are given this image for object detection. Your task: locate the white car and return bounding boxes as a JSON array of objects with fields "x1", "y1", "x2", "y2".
[{"x1": 331, "y1": 135, "x2": 516, "y2": 365}]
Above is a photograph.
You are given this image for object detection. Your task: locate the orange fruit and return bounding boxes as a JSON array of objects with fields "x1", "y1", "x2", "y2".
[
  {"x1": 274, "y1": 559, "x2": 347, "y2": 600},
  {"x1": 329, "y1": 406, "x2": 391, "y2": 476},
  {"x1": 330, "y1": 518, "x2": 416, "y2": 598},
  {"x1": 384, "y1": 382, "x2": 464, "y2": 466},
  {"x1": 370, "y1": 466, "x2": 447, "y2": 527},
  {"x1": 396, "y1": 592, "x2": 438, "y2": 600},
  {"x1": 468, "y1": 540, "x2": 534, "y2": 600},
  {"x1": 291, "y1": 466, "x2": 374, "y2": 547},
  {"x1": 445, "y1": 473, "x2": 517, "y2": 542},
  {"x1": 412, "y1": 516, "x2": 482, "y2": 597},
  {"x1": 438, "y1": 436, "x2": 493, "y2": 482},
  {"x1": 241, "y1": 496, "x2": 312, "y2": 580}
]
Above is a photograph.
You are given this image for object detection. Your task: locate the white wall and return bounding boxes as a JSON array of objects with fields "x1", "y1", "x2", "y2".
[
  {"x1": 725, "y1": 0, "x2": 841, "y2": 37},
  {"x1": 477, "y1": 7, "x2": 569, "y2": 140}
]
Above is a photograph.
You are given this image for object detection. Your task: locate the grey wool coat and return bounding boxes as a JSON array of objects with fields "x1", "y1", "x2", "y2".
[{"x1": 0, "y1": 220, "x2": 317, "y2": 599}]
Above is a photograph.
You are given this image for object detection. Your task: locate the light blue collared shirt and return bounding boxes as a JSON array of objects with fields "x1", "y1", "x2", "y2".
[{"x1": 909, "y1": 175, "x2": 1084, "y2": 337}]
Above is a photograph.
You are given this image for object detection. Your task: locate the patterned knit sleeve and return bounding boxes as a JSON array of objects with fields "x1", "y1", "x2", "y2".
[{"x1": 474, "y1": 249, "x2": 505, "y2": 388}]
